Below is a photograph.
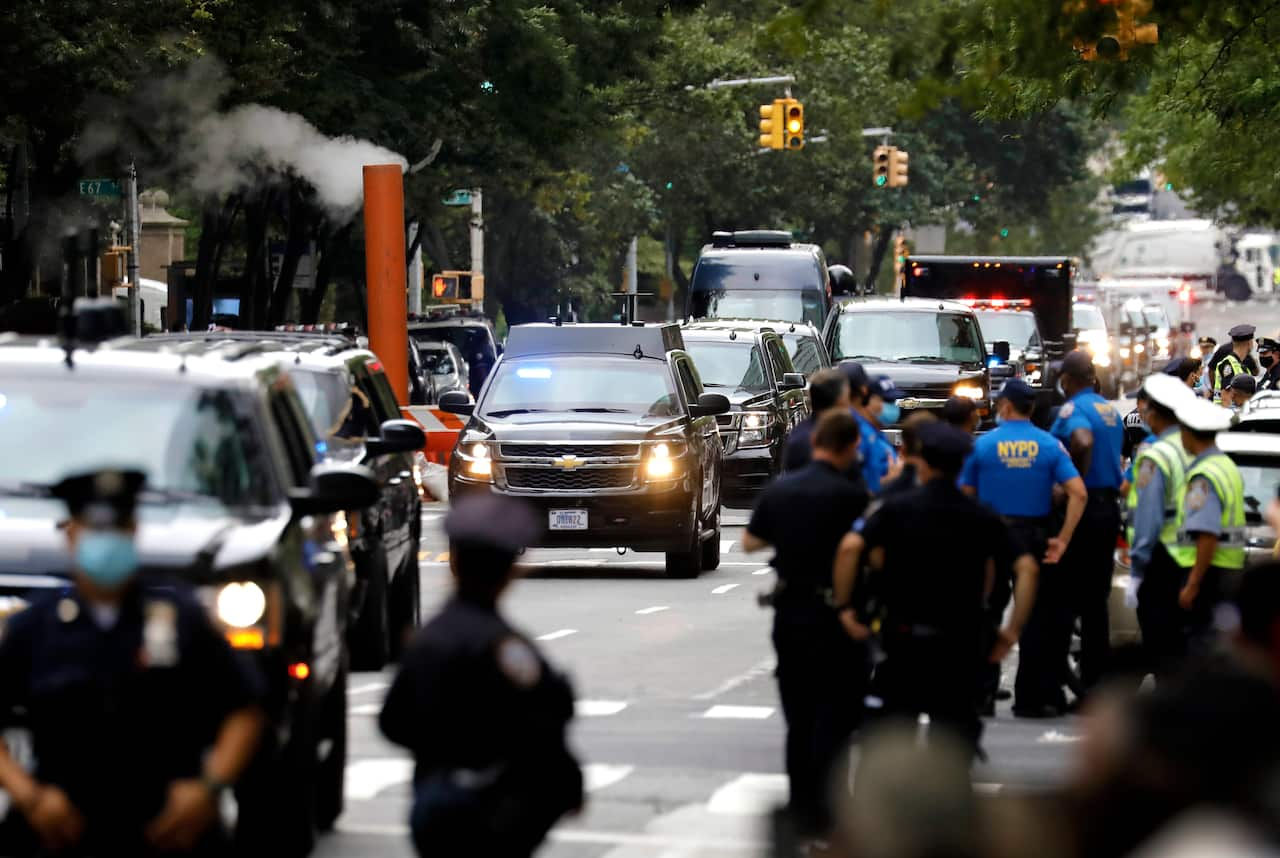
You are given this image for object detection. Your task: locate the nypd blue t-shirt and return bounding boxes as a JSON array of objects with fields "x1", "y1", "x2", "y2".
[
  {"x1": 853, "y1": 410, "x2": 894, "y2": 494},
  {"x1": 1050, "y1": 390, "x2": 1124, "y2": 489},
  {"x1": 960, "y1": 420, "x2": 1080, "y2": 517}
]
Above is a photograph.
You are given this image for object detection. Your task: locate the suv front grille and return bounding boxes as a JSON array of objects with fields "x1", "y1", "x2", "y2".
[
  {"x1": 501, "y1": 443, "x2": 640, "y2": 459},
  {"x1": 504, "y1": 467, "x2": 636, "y2": 491}
]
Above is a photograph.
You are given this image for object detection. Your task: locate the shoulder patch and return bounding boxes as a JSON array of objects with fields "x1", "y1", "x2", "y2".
[
  {"x1": 1186, "y1": 478, "x2": 1211, "y2": 511},
  {"x1": 1059, "y1": 402, "x2": 1075, "y2": 419},
  {"x1": 497, "y1": 636, "x2": 542, "y2": 689},
  {"x1": 1124, "y1": 409, "x2": 1145, "y2": 428},
  {"x1": 1137, "y1": 459, "x2": 1157, "y2": 490}
]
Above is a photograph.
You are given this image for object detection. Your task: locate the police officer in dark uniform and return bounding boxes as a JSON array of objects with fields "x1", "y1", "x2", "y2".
[
  {"x1": 1050, "y1": 351, "x2": 1124, "y2": 696},
  {"x1": 958, "y1": 380, "x2": 1087, "y2": 717},
  {"x1": 1211, "y1": 324, "x2": 1257, "y2": 403},
  {"x1": 1222, "y1": 372, "x2": 1258, "y2": 411},
  {"x1": 0, "y1": 469, "x2": 265, "y2": 857},
  {"x1": 834, "y1": 424, "x2": 1035, "y2": 754},
  {"x1": 743, "y1": 410, "x2": 869, "y2": 835},
  {"x1": 1257, "y1": 338, "x2": 1280, "y2": 391},
  {"x1": 783, "y1": 368, "x2": 851, "y2": 472},
  {"x1": 380, "y1": 493, "x2": 582, "y2": 858}
]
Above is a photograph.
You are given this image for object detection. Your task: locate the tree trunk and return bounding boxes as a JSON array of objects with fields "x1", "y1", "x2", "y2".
[
  {"x1": 239, "y1": 190, "x2": 274, "y2": 330},
  {"x1": 266, "y1": 187, "x2": 312, "y2": 327},
  {"x1": 864, "y1": 226, "x2": 893, "y2": 294},
  {"x1": 300, "y1": 227, "x2": 334, "y2": 324},
  {"x1": 420, "y1": 219, "x2": 453, "y2": 271}
]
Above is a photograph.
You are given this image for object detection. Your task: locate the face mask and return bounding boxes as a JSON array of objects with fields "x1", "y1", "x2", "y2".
[
  {"x1": 880, "y1": 402, "x2": 901, "y2": 426},
  {"x1": 76, "y1": 531, "x2": 138, "y2": 588},
  {"x1": 1263, "y1": 355, "x2": 1276, "y2": 370}
]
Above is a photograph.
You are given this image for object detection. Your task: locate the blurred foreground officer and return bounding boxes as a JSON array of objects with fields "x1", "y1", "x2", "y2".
[
  {"x1": 1051, "y1": 351, "x2": 1124, "y2": 695},
  {"x1": 0, "y1": 470, "x2": 265, "y2": 857},
  {"x1": 1258, "y1": 338, "x2": 1280, "y2": 391},
  {"x1": 380, "y1": 493, "x2": 582, "y2": 858},
  {"x1": 1166, "y1": 398, "x2": 1246, "y2": 658},
  {"x1": 835, "y1": 424, "x2": 1036, "y2": 754},
  {"x1": 1125, "y1": 375, "x2": 1193, "y2": 679},
  {"x1": 959, "y1": 380, "x2": 1086, "y2": 717},
  {"x1": 845, "y1": 364, "x2": 903, "y2": 494},
  {"x1": 1213, "y1": 324, "x2": 1255, "y2": 403},
  {"x1": 783, "y1": 368, "x2": 850, "y2": 472},
  {"x1": 744, "y1": 411, "x2": 869, "y2": 836},
  {"x1": 1222, "y1": 373, "x2": 1257, "y2": 411},
  {"x1": 942, "y1": 396, "x2": 980, "y2": 435},
  {"x1": 878, "y1": 412, "x2": 936, "y2": 500}
]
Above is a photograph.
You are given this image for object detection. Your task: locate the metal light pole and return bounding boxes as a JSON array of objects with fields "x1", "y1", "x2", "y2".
[
  {"x1": 470, "y1": 188, "x2": 484, "y2": 296},
  {"x1": 126, "y1": 162, "x2": 141, "y2": 335}
]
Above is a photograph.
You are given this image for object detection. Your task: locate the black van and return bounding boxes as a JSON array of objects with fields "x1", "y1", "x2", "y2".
[{"x1": 687, "y1": 231, "x2": 831, "y2": 328}]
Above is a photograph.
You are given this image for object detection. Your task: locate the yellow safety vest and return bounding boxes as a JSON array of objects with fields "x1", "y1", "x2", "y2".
[
  {"x1": 1125, "y1": 434, "x2": 1190, "y2": 546},
  {"x1": 1164, "y1": 452, "x2": 1246, "y2": 570},
  {"x1": 1214, "y1": 354, "x2": 1246, "y2": 403}
]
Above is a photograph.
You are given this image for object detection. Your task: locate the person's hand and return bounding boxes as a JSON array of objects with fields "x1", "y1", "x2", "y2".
[
  {"x1": 21, "y1": 784, "x2": 85, "y2": 852},
  {"x1": 145, "y1": 779, "x2": 219, "y2": 851},
  {"x1": 1178, "y1": 581, "x2": 1200, "y2": 612},
  {"x1": 1124, "y1": 574, "x2": 1141, "y2": 610},
  {"x1": 1044, "y1": 536, "x2": 1068, "y2": 565},
  {"x1": 840, "y1": 609, "x2": 871, "y2": 641},
  {"x1": 883, "y1": 451, "x2": 904, "y2": 483},
  {"x1": 989, "y1": 627, "x2": 1018, "y2": 663}
]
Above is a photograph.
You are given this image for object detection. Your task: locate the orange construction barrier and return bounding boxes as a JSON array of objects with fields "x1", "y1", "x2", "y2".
[
  {"x1": 402, "y1": 406, "x2": 465, "y2": 467},
  {"x1": 362, "y1": 164, "x2": 410, "y2": 405}
]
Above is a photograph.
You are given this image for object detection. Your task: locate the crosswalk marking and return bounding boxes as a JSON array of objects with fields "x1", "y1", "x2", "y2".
[
  {"x1": 721, "y1": 540, "x2": 735, "y2": 553},
  {"x1": 701, "y1": 705, "x2": 775, "y2": 720},
  {"x1": 583, "y1": 764, "x2": 634, "y2": 792},
  {"x1": 349, "y1": 703, "x2": 380, "y2": 716},
  {"x1": 536, "y1": 629, "x2": 578, "y2": 641},
  {"x1": 752, "y1": 567, "x2": 773, "y2": 576},
  {"x1": 706, "y1": 773, "x2": 788, "y2": 815},
  {"x1": 711, "y1": 583, "x2": 740, "y2": 595},
  {"x1": 576, "y1": 700, "x2": 628, "y2": 717},
  {"x1": 635, "y1": 605, "x2": 670, "y2": 615},
  {"x1": 343, "y1": 759, "x2": 637, "y2": 802},
  {"x1": 349, "y1": 682, "x2": 388, "y2": 696}
]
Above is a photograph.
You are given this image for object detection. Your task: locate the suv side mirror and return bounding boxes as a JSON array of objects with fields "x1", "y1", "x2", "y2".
[
  {"x1": 779, "y1": 372, "x2": 806, "y2": 391},
  {"x1": 291, "y1": 463, "x2": 380, "y2": 516},
  {"x1": 439, "y1": 391, "x2": 474, "y2": 415},
  {"x1": 690, "y1": 392, "x2": 731, "y2": 417},
  {"x1": 366, "y1": 419, "x2": 426, "y2": 458},
  {"x1": 992, "y1": 340, "x2": 1012, "y2": 362}
]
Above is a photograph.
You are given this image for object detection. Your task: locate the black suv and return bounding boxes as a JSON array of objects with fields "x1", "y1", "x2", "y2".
[
  {"x1": 441, "y1": 322, "x2": 730, "y2": 577},
  {"x1": 687, "y1": 230, "x2": 832, "y2": 329},
  {"x1": 408, "y1": 307, "x2": 502, "y2": 395},
  {"x1": 0, "y1": 336, "x2": 380, "y2": 854},
  {"x1": 824, "y1": 297, "x2": 995, "y2": 427},
  {"x1": 133, "y1": 333, "x2": 426, "y2": 671},
  {"x1": 680, "y1": 321, "x2": 808, "y2": 502}
]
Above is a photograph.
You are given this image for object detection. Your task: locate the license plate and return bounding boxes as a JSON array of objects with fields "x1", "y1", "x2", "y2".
[{"x1": 549, "y1": 510, "x2": 588, "y2": 530}]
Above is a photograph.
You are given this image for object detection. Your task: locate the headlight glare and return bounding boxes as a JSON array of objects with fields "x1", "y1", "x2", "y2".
[
  {"x1": 217, "y1": 582, "x2": 267, "y2": 629},
  {"x1": 1120, "y1": 346, "x2": 1131, "y2": 359},
  {"x1": 954, "y1": 384, "x2": 983, "y2": 400},
  {"x1": 1134, "y1": 343, "x2": 1146, "y2": 354},
  {"x1": 1094, "y1": 353, "x2": 1112, "y2": 368}
]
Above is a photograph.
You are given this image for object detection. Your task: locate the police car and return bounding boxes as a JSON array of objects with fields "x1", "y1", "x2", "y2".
[{"x1": 441, "y1": 320, "x2": 730, "y2": 577}]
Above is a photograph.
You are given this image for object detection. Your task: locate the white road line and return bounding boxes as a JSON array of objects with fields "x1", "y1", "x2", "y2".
[
  {"x1": 706, "y1": 773, "x2": 789, "y2": 815},
  {"x1": 693, "y1": 657, "x2": 777, "y2": 700},
  {"x1": 583, "y1": 763, "x2": 634, "y2": 792},
  {"x1": 337, "y1": 821, "x2": 765, "y2": 850},
  {"x1": 720, "y1": 540, "x2": 735, "y2": 553},
  {"x1": 537, "y1": 629, "x2": 578, "y2": 641},
  {"x1": 575, "y1": 700, "x2": 628, "y2": 717},
  {"x1": 349, "y1": 703, "x2": 381, "y2": 716},
  {"x1": 752, "y1": 567, "x2": 773, "y2": 576},
  {"x1": 711, "y1": 583, "x2": 740, "y2": 595},
  {"x1": 349, "y1": 682, "x2": 389, "y2": 696},
  {"x1": 634, "y1": 606, "x2": 670, "y2": 615},
  {"x1": 344, "y1": 758, "x2": 412, "y2": 800},
  {"x1": 701, "y1": 704, "x2": 775, "y2": 720},
  {"x1": 1037, "y1": 730, "x2": 1081, "y2": 744}
]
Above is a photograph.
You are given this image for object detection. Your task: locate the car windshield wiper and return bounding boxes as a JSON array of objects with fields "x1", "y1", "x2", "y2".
[
  {"x1": 837, "y1": 354, "x2": 885, "y2": 362},
  {"x1": 0, "y1": 481, "x2": 53, "y2": 499},
  {"x1": 486, "y1": 408, "x2": 547, "y2": 417},
  {"x1": 897, "y1": 355, "x2": 950, "y2": 363},
  {"x1": 701, "y1": 382, "x2": 731, "y2": 388},
  {"x1": 568, "y1": 407, "x2": 630, "y2": 413}
]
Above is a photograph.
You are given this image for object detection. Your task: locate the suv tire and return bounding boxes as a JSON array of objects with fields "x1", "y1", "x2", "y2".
[
  {"x1": 388, "y1": 536, "x2": 422, "y2": 661},
  {"x1": 349, "y1": 539, "x2": 391, "y2": 671},
  {"x1": 700, "y1": 508, "x2": 722, "y2": 571},
  {"x1": 666, "y1": 505, "x2": 704, "y2": 579},
  {"x1": 236, "y1": 687, "x2": 318, "y2": 858},
  {"x1": 315, "y1": 658, "x2": 348, "y2": 831}
]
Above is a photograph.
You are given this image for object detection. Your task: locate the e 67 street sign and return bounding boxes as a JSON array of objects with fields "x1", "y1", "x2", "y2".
[{"x1": 79, "y1": 179, "x2": 122, "y2": 198}]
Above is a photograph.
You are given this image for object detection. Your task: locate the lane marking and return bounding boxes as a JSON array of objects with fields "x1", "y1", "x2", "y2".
[
  {"x1": 701, "y1": 705, "x2": 775, "y2": 720},
  {"x1": 349, "y1": 682, "x2": 388, "y2": 696},
  {"x1": 583, "y1": 763, "x2": 634, "y2": 791},
  {"x1": 575, "y1": 700, "x2": 628, "y2": 717},
  {"x1": 337, "y1": 821, "x2": 764, "y2": 850},
  {"x1": 349, "y1": 703, "x2": 381, "y2": 716},
  {"x1": 434, "y1": 551, "x2": 449, "y2": 562},
  {"x1": 707, "y1": 773, "x2": 788, "y2": 815},
  {"x1": 1037, "y1": 730, "x2": 1081, "y2": 744},
  {"x1": 536, "y1": 629, "x2": 578, "y2": 641},
  {"x1": 693, "y1": 657, "x2": 776, "y2": 700},
  {"x1": 752, "y1": 567, "x2": 773, "y2": 576},
  {"x1": 344, "y1": 758, "x2": 412, "y2": 800},
  {"x1": 711, "y1": 583, "x2": 740, "y2": 595},
  {"x1": 634, "y1": 606, "x2": 670, "y2": 615},
  {"x1": 721, "y1": 540, "x2": 735, "y2": 553}
]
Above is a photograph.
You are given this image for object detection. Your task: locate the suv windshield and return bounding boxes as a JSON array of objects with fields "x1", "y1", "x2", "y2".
[
  {"x1": 1073, "y1": 304, "x2": 1106, "y2": 331},
  {"x1": 422, "y1": 351, "x2": 455, "y2": 374},
  {"x1": 690, "y1": 290, "x2": 824, "y2": 328},
  {"x1": 782, "y1": 333, "x2": 824, "y2": 375},
  {"x1": 0, "y1": 376, "x2": 264, "y2": 506},
  {"x1": 291, "y1": 368, "x2": 352, "y2": 438},
  {"x1": 1145, "y1": 305, "x2": 1170, "y2": 330},
  {"x1": 683, "y1": 341, "x2": 771, "y2": 393},
  {"x1": 975, "y1": 311, "x2": 1039, "y2": 349},
  {"x1": 833, "y1": 311, "x2": 985, "y2": 364},
  {"x1": 483, "y1": 357, "x2": 680, "y2": 417}
]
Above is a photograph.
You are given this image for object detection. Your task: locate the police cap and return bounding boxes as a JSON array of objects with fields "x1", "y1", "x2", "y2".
[
  {"x1": 1198, "y1": 336, "x2": 1217, "y2": 349},
  {"x1": 917, "y1": 423, "x2": 973, "y2": 473},
  {"x1": 1259, "y1": 337, "x2": 1279, "y2": 354},
  {"x1": 840, "y1": 361, "x2": 869, "y2": 393},
  {"x1": 1143, "y1": 373, "x2": 1195, "y2": 413},
  {"x1": 1230, "y1": 324, "x2": 1256, "y2": 342},
  {"x1": 996, "y1": 379, "x2": 1037, "y2": 410},
  {"x1": 445, "y1": 491, "x2": 542, "y2": 554},
  {"x1": 1061, "y1": 350, "x2": 1097, "y2": 381},
  {"x1": 1175, "y1": 398, "x2": 1234, "y2": 434},
  {"x1": 872, "y1": 375, "x2": 905, "y2": 402},
  {"x1": 51, "y1": 469, "x2": 146, "y2": 528},
  {"x1": 1231, "y1": 373, "x2": 1258, "y2": 395}
]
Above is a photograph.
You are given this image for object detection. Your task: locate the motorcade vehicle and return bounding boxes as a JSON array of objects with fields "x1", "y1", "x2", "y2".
[
  {"x1": 1072, "y1": 298, "x2": 1121, "y2": 399},
  {"x1": 681, "y1": 321, "x2": 808, "y2": 503},
  {"x1": 1143, "y1": 303, "x2": 1174, "y2": 365},
  {"x1": 823, "y1": 296, "x2": 1000, "y2": 428},
  {"x1": 0, "y1": 323, "x2": 381, "y2": 853},
  {"x1": 418, "y1": 339, "x2": 470, "y2": 403},
  {"x1": 1095, "y1": 277, "x2": 1198, "y2": 357},
  {"x1": 775, "y1": 320, "x2": 832, "y2": 376},
  {"x1": 130, "y1": 332, "x2": 426, "y2": 671},
  {"x1": 441, "y1": 320, "x2": 729, "y2": 578},
  {"x1": 1104, "y1": 297, "x2": 1154, "y2": 387},
  {"x1": 686, "y1": 230, "x2": 832, "y2": 328},
  {"x1": 408, "y1": 306, "x2": 501, "y2": 395},
  {"x1": 969, "y1": 304, "x2": 1045, "y2": 389}
]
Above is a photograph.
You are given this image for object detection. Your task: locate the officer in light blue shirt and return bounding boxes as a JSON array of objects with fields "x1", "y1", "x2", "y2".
[
  {"x1": 842, "y1": 363, "x2": 901, "y2": 495},
  {"x1": 960, "y1": 379, "x2": 1087, "y2": 717},
  {"x1": 1049, "y1": 351, "x2": 1125, "y2": 696}
]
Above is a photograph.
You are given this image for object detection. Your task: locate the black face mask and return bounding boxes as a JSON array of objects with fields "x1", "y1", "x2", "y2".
[{"x1": 1263, "y1": 354, "x2": 1276, "y2": 370}]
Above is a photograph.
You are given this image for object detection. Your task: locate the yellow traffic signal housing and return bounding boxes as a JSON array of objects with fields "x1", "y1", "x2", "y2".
[
  {"x1": 759, "y1": 100, "x2": 785, "y2": 150},
  {"x1": 873, "y1": 145, "x2": 892, "y2": 187},
  {"x1": 431, "y1": 273, "x2": 459, "y2": 299},
  {"x1": 431, "y1": 271, "x2": 482, "y2": 303},
  {"x1": 1073, "y1": 0, "x2": 1158, "y2": 61},
  {"x1": 888, "y1": 148, "x2": 910, "y2": 188},
  {"x1": 784, "y1": 99, "x2": 804, "y2": 149}
]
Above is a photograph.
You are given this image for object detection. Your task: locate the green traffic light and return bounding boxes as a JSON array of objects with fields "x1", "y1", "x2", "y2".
[
  {"x1": 665, "y1": 181, "x2": 674, "y2": 190},
  {"x1": 972, "y1": 194, "x2": 981, "y2": 202},
  {"x1": 1165, "y1": 182, "x2": 1174, "y2": 191},
  {"x1": 876, "y1": 176, "x2": 888, "y2": 187},
  {"x1": 1000, "y1": 228, "x2": 1009, "y2": 238}
]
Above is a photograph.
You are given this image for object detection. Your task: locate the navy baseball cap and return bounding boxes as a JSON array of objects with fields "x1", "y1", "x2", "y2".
[
  {"x1": 872, "y1": 375, "x2": 905, "y2": 402},
  {"x1": 996, "y1": 379, "x2": 1037, "y2": 409}
]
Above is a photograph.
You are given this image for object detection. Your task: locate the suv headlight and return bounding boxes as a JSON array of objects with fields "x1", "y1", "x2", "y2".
[
  {"x1": 1120, "y1": 346, "x2": 1131, "y2": 359},
  {"x1": 953, "y1": 383, "x2": 983, "y2": 400},
  {"x1": 455, "y1": 433, "x2": 493, "y2": 481},
  {"x1": 1093, "y1": 352, "x2": 1112, "y2": 368},
  {"x1": 198, "y1": 580, "x2": 279, "y2": 650},
  {"x1": 737, "y1": 412, "x2": 774, "y2": 448},
  {"x1": 644, "y1": 442, "x2": 679, "y2": 479},
  {"x1": 217, "y1": 582, "x2": 267, "y2": 628}
]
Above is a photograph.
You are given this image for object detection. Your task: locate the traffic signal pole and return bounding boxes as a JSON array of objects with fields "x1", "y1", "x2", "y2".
[{"x1": 126, "y1": 162, "x2": 140, "y2": 335}]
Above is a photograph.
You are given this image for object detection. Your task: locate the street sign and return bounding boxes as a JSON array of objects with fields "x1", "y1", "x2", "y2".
[
  {"x1": 442, "y1": 189, "x2": 473, "y2": 207},
  {"x1": 78, "y1": 179, "x2": 122, "y2": 198}
]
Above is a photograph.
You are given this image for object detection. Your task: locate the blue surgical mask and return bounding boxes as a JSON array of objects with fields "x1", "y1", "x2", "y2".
[
  {"x1": 995, "y1": 413, "x2": 1006, "y2": 425},
  {"x1": 76, "y1": 531, "x2": 138, "y2": 588},
  {"x1": 880, "y1": 402, "x2": 901, "y2": 426}
]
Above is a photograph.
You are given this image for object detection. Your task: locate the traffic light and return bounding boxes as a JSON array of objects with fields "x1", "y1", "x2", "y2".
[
  {"x1": 1074, "y1": 0, "x2": 1158, "y2": 61},
  {"x1": 431, "y1": 273, "x2": 459, "y2": 299},
  {"x1": 888, "y1": 148, "x2": 909, "y2": 188},
  {"x1": 759, "y1": 100, "x2": 785, "y2": 150},
  {"x1": 873, "y1": 145, "x2": 891, "y2": 187},
  {"x1": 784, "y1": 99, "x2": 804, "y2": 150},
  {"x1": 430, "y1": 271, "x2": 483, "y2": 303}
]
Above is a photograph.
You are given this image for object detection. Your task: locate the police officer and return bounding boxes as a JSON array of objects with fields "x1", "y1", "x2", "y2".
[
  {"x1": 844, "y1": 365, "x2": 902, "y2": 494},
  {"x1": 942, "y1": 397, "x2": 980, "y2": 435},
  {"x1": 783, "y1": 368, "x2": 851, "y2": 472},
  {"x1": 1166, "y1": 398, "x2": 1247, "y2": 659},
  {"x1": 834, "y1": 424, "x2": 1035, "y2": 754},
  {"x1": 1257, "y1": 338, "x2": 1280, "y2": 391},
  {"x1": 380, "y1": 493, "x2": 583, "y2": 858},
  {"x1": 878, "y1": 411, "x2": 937, "y2": 500},
  {"x1": 958, "y1": 380, "x2": 1087, "y2": 717},
  {"x1": 0, "y1": 469, "x2": 265, "y2": 857},
  {"x1": 1213, "y1": 324, "x2": 1256, "y2": 402},
  {"x1": 743, "y1": 410, "x2": 869, "y2": 835},
  {"x1": 1222, "y1": 373, "x2": 1257, "y2": 411},
  {"x1": 1124, "y1": 375, "x2": 1194, "y2": 679},
  {"x1": 1050, "y1": 350, "x2": 1124, "y2": 695}
]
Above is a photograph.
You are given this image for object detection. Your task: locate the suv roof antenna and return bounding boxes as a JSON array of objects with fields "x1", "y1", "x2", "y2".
[{"x1": 611, "y1": 291, "x2": 653, "y2": 327}]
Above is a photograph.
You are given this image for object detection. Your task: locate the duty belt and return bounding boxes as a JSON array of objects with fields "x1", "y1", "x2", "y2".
[{"x1": 1174, "y1": 528, "x2": 1248, "y2": 547}]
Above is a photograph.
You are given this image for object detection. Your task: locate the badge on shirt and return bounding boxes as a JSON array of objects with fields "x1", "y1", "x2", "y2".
[
  {"x1": 1137, "y1": 459, "x2": 1157, "y2": 490},
  {"x1": 497, "y1": 637, "x2": 542, "y2": 689},
  {"x1": 1060, "y1": 402, "x2": 1075, "y2": 419},
  {"x1": 141, "y1": 600, "x2": 179, "y2": 668},
  {"x1": 1094, "y1": 402, "x2": 1119, "y2": 426},
  {"x1": 1186, "y1": 478, "x2": 1211, "y2": 512}
]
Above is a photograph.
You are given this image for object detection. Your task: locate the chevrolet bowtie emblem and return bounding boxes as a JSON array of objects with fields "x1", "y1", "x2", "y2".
[
  {"x1": 553, "y1": 455, "x2": 584, "y2": 469},
  {"x1": 898, "y1": 398, "x2": 920, "y2": 409}
]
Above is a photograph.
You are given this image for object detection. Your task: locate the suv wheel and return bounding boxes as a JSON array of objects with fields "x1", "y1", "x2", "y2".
[
  {"x1": 388, "y1": 536, "x2": 422, "y2": 661},
  {"x1": 236, "y1": 685, "x2": 317, "y2": 857},
  {"x1": 700, "y1": 508, "x2": 722, "y2": 571},
  {"x1": 665, "y1": 505, "x2": 704, "y2": 579},
  {"x1": 349, "y1": 539, "x2": 391, "y2": 671},
  {"x1": 316, "y1": 657, "x2": 348, "y2": 831}
]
